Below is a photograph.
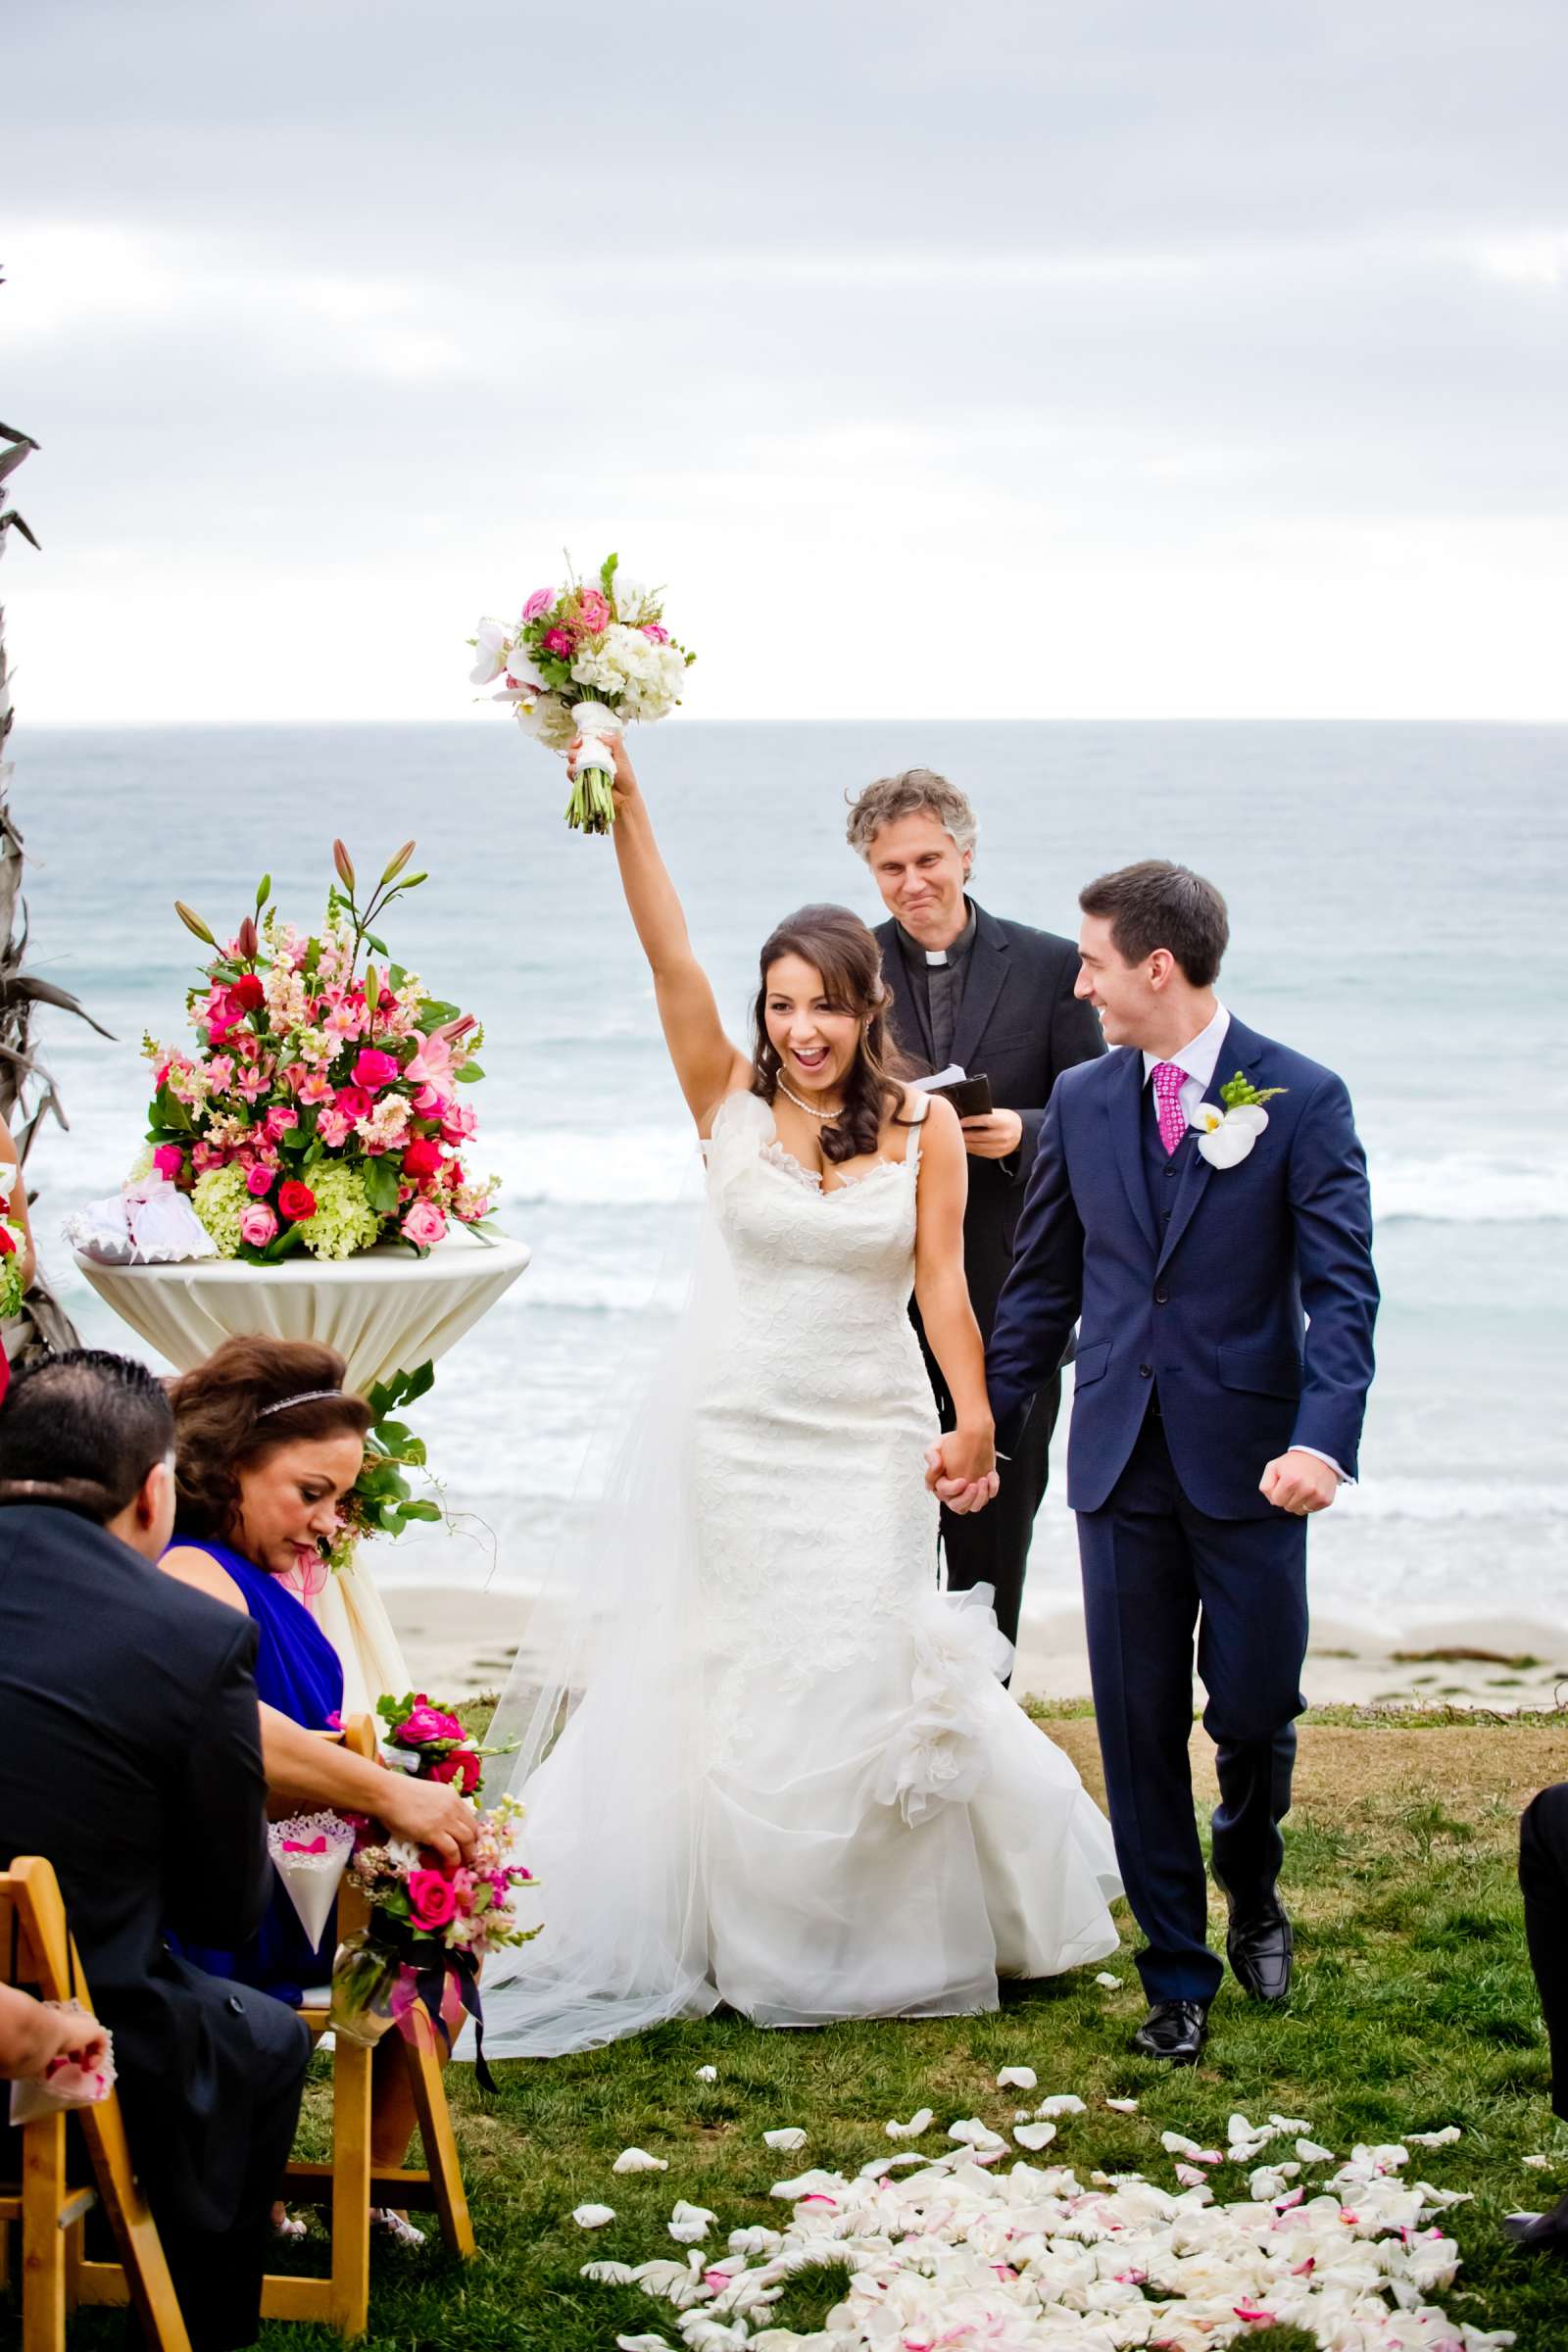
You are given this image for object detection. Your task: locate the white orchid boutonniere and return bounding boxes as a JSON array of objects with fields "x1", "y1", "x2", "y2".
[{"x1": 1191, "y1": 1071, "x2": 1287, "y2": 1168}]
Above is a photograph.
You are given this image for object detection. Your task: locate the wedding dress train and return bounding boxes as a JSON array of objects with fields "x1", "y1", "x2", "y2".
[{"x1": 480, "y1": 1091, "x2": 1120, "y2": 2057}]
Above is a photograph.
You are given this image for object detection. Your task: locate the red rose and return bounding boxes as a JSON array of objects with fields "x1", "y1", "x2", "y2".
[
  {"x1": 401, "y1": 1138, "x2": 444, "y2": 1181},
  {"x1": 406, "y1": 1869, "x2": 459, "y2": 1932},
  {"x1": 277, "y1": 1180, "x2": 318, "y2": 1223},
  {"x1": 429, "y1": 1748, "x2": 481, "y2": 1797},
  {"x1": 230, "y1": 974, "x2": 266, "y2": 1011},
  {"x1": 0, "y1": 1228, "x2": 15, "y2": 1257}
]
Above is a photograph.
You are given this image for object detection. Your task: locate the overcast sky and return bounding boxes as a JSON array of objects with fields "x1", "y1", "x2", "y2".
[{"x1": 7, "y1": 0, "x2": 1567, "y2": 722}]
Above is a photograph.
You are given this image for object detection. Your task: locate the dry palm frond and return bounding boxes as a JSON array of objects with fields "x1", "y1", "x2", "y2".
[{"x1": 0, "y1": 319, "x2": 112, "y2": 1359}]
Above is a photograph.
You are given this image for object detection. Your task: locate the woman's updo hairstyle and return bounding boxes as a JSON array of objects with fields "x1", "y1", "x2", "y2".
[
  {"x1": 169, "y1": 1333, "x2": 372, "y2": 1541},
  {"x1": 750, "y1": 903, "x2": 911, "y2": 1163}
]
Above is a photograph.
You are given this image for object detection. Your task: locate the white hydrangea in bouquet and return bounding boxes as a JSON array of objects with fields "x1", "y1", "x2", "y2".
[{"x1": 468, "y1": 554, "x2": 695, "y2": 834}]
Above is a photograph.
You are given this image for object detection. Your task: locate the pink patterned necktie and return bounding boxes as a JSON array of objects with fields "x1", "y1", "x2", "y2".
[{"x1": 1151, "y1": 1061, "x2": 1188, "y2": 1156}]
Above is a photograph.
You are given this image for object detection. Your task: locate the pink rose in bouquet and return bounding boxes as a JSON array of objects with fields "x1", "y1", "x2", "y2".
[
  {"x1": 401, "y1": 1200, "x2": 446, "y2": 1250},
  {"x1": 239, "y1": 1202, "x2": 278, "y2": 1248},
  {"x1": 352, "y1": 1048, "x2": 400, "y2": 1094},
  {"x1": 152, "y1": 1144, "x2": 185, "y2": 1181},
  {"x1": 245, "y1": 1164, "x2": 275, "y2": 1198},
  {"x1": 406, "y1": 1870, "x2": 459, "y2": 1932}
]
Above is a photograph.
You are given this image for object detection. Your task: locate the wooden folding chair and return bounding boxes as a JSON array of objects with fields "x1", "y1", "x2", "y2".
[
  {"x1": 0, "y1": 1853, "x2": 192, "y2": 2352},
  {"x1": 258, "y1": 1712, "x2": 477, "y2": 2334},
  {"x1": 77, "y1": 1713, "x2": 476, "y2": 2339}
]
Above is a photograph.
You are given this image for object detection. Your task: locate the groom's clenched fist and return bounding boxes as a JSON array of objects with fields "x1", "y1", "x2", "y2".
[{"x1": 1260, "y1": 1448, "x2": 1341, "y2": 1515}]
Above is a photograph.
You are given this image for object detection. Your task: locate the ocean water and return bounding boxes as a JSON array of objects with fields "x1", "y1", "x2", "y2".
[{"x1": 15, "y1": 719, "x2": 1568, "y2": 1639}]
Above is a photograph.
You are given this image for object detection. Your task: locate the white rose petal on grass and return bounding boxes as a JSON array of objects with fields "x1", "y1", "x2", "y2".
[
  {"x1": 1038, "y1": 2094, "x2": 1087, "y2": 2117},
  {"x1": 1409, "y1": 2126, "x2": 1463, "y2": 2148},
  {"x1": 762, "y1": 2129, "x2": 808, "y2": 2152},
  {"x1": 667, "y1": 2200, "x2": 718, "y2": 2243},
  {"x1": 948, "y1": 2117, "x2": 1008, "y2": 2151},
  {"x1": 1104, "y1": 2096, "x2": 1139, "y2": 2113},
  {"x1": 581, "y1": 2260, "x2": 638, "y2": 2283},
  {"x1": 1297, "y1": 2138, "x2": 1337, "y2": 2163},
  {"x1": 885, "y1": 2107, "x2": 934, "y2": 2139},
  {"x1": 1012, "y1": 2121, "x2": 1058, "y2": 2152},
  {"x1": 613, "y1": 2148, "x2": 670, "y2": 2175},
  {"x1": 1174, "y1": 2163, "x2": 1209, "y2": 2188},
  {"x1": 1523, "y1": 2153, "x2": 1552, "y2": 2169},
  {"x1": 996, "y1": 2066, "x2": 1038, "y2": 2091},
  {"x1": 1094, "y1": 1972, "x2": 1123, "y2": 1989},
  {"x1": 615, "y1": 2337, "x2": 673, "y2": 2352},
  {"x1": 1269, "y1": 2112, "x2": 1311, "y2": 2132},
  {"x1": 694, "y1": 2065, "x2": 718, "y2": 2082},
  {"x1": 572, "y1": 2203, "x2": 616, "y2": 2229}
]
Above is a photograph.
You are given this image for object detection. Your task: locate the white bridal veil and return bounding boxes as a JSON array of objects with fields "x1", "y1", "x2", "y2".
[{"x1": 475, "y1": 1148, "x2": 734, "y2": 2055}]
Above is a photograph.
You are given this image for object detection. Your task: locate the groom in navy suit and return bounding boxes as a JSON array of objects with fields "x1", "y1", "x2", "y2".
[{"x1": 982, "y1": 860, "x2": 1377, "y2": 2063}]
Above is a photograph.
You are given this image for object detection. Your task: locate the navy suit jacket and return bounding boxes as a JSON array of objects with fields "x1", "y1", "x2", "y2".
[{"x1": 986, "y1": 1013, "x2": 1379, "y2": 1520}]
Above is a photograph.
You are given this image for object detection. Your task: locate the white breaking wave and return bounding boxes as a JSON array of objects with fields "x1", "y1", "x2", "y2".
[
  {"x1": 1337, "y1": 1477, "x2": 1568, "y2": 1524},
  {"x1": 1370, "y1": 1151, "x2": 1566, "y2": 1225}
]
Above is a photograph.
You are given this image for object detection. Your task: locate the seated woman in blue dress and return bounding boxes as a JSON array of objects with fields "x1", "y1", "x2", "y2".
[{"x1": 160, "y1": 1334, "x2": 447, "y2": 2244}]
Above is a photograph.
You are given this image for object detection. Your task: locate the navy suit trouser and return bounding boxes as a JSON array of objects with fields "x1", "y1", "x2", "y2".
[
  {"x1": 1520, "y1": 1785, "x2": 1568, "y2": 2123},
  {"x1": 1077, "y1": 1404, "x2": 1307, "y2": 2004}
]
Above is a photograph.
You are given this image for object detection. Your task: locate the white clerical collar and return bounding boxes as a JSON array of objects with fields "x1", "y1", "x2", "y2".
[{"x1": 1143, "y1": 1001, "x2": 1230, "y2": 1089}]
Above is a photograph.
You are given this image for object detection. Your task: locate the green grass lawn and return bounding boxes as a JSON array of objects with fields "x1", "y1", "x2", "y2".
[{"x1": 21, "y1": 1711, "x2": 1568, "y2": 2352}]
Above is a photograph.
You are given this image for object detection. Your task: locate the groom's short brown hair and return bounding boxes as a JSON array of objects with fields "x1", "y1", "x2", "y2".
[{"x1": 1078, "y1": 860, "x2": 1229, "y2": 987}]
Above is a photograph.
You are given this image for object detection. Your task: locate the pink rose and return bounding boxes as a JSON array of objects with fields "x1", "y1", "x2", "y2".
[
  {"x1": 152, "y1": 1145, "x2": 185, "y2": 1181},
  {"x1": 405, "y1": 1870, "x2": 458, "y2": 1933},
  {"x1": 245, "y1": 1164, "x2": 274, "y2": 1197},
  {"x1": 266, "y1": 1105, "x2": 300, "y2": 1141},
  {"x1": 521, "y1": 587, "x2": 556, "y2": 622},
  {"x1": 542, "y1": 626, "x2": 574, "y2": 658},
  {"x1": 429, "y1": 1748, "x2": 481, "y2": 1796},
  {"x1": 440, "y1": 1103, "x2": 478, "y2": 1145},
  {"x1": 352, "y1": 1048, "x2": 401, "y2": 1093},
  {"x1": 401, "y1": 1137, "x2": 444, "y2": 1181},
  {"x1": 394, "y1": 1702, "x2": 466, "y2": 1744},
  {"x1": 641, "y1": 622, "x2": 670, "y2": 643},
  {"x1": 401, "y1": 1199, "x2": 447, "y2": 1250},
  {"x1": 577, "y1": 587, "x2": 610, "y2": 633},
  {"x1": 334, "y1": 1085, "x2": 374, "y2": 1125},
  {"x1": 239, "y1": 1202, "x2": 278, "y2": 1247}
]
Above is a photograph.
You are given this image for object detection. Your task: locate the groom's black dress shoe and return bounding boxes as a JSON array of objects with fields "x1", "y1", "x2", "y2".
[
  {"x1": 1132, "y1": 1999, "x2": 1209, "y2": 2064},
  {"x1": 1503, "y1": 2193, "x2": 1568, "y2": 2254},
  {"x1": 1225, "y1": 1893, "x2": 1294, "y2": 2002}
]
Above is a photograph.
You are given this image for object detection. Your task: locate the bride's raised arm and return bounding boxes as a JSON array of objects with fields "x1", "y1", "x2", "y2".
[{"x1": 597, "y1": 733, "x2": 751, "y2": 1128}]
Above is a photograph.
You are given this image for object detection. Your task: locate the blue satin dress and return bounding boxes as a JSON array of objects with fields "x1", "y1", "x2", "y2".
[{"x1": 165, "y1": 1536, "x2": 346, "y2": 2004}]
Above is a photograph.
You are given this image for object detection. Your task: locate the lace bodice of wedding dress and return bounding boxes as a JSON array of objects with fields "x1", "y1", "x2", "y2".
[{"x1": 478, "y1": 1088, "x2": 1122, "y2": 2058}]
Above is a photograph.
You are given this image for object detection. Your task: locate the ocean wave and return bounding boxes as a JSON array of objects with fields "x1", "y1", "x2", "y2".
[
  {"x1": 1370, "y1": 1152, "x2": 1567, "y2": 1225},
  {"x1": 1337, "y1": 1478, "x2": 1568, "y2": 1524}
]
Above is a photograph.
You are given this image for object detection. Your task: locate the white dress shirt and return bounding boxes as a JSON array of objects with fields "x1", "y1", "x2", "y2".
[{"x1": 1142, "y1": 1001, "x2": 1348, "y2": 1486}]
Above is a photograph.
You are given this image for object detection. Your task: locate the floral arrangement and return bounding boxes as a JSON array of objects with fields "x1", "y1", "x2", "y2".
[
  {"x1": 140, "y1": 843, "x2": 499, "y2": 1263},
  {"x1": 331, "y1": 1793, "x2": 536, "y2": 2085},
  {"x1": 374, "y1": 1687, "x2": 516, "y2": 1801},
  {"x1": 468, "y1": 553, "x2": 695, "y2": 833}
]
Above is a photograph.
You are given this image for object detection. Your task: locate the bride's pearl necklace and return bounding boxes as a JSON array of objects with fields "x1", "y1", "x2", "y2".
[{"x1": 776, "y1": 1077, "x2": 844, "y2": 1121}]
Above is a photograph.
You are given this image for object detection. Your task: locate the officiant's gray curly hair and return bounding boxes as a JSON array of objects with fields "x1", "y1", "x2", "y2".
[{"x1": 845, "y1": 769, "x2": 978, "y2": 864}]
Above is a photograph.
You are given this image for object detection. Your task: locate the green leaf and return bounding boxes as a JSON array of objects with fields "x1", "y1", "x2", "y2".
[
  {"x1": 362, "y1": 1156, "x2": 400, "y2": 1216},
  {"x1": 256, "y1": 873, "x2": 271, "y2": 911},
  {"x1": 399, "y1": 1359, "x2": 436, "y2": 1404},
  {"x1": 365, "y1": 933, "x2": 389, "y2": 957},
  {"x1": 397, "y1": 1498, "x2": 442, "y2": 1523},
  {"x1": 153, "y1": 1083, "x2": 194, "y2": 1133},
  {"x1": 418, "y1": 1000, "x2": 460, "y2": 1026},
  {"x1": 374, "y1": 1419, "x2": 413, "y2": 1448},
  {"x1": 454, "y1": 1060, "x2": 485, "y2": 1082},
  {"x1": 600, "y1": 550, "x2": 619, "y2": 596}
]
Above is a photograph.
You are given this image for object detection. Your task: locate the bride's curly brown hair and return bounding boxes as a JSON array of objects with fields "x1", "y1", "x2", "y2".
[{"x1": 749, "y1": 904, "x2": 912, "y2": 1164}]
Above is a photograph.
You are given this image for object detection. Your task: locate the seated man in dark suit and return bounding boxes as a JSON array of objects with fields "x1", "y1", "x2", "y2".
[
  {"x1": 0, "y1": 1349, "x2": 310, "y2": 2352},
  {"x1": 1507, "y1": 1786, "x2": 1568, "y2": 2253}
]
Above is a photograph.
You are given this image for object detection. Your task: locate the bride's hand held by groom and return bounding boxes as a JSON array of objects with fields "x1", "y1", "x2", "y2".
[{"x1": 925, "y1": 1428, "x2": 1001, "y2": 1516}]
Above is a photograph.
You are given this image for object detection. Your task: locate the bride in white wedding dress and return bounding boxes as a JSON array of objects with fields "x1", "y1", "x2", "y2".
[{"x1": 479, "y1": 739, "x2": 1120, "y2": 2058}]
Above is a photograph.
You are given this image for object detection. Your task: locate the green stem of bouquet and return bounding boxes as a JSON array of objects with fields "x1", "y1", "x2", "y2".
[{"x1": 564, "y1": 762, "x2": 617, "y2": 837}]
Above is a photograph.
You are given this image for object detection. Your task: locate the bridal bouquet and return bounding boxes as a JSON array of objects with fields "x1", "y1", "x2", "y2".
[
  {"x1": 468, "y1": 554, "x2": 695, "y2": 834},
  {"x1": 139, "y1": 844, "x2": 499, "y2": 1263},
  {"x1": 331, "y1": 1794, "x2": 536, "y2": 2084}
]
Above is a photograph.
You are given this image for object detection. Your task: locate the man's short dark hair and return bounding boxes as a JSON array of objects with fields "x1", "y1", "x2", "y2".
[
  {"x1": 1078, "y1": 859, "x2": 1229, "y2": 988},
  {"x1": 0, "y1": 1348, "x2": 173, "y2": 1523}
]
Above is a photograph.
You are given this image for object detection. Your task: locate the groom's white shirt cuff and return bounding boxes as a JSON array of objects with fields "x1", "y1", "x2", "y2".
[{"x1": 1294, "y1": 1444, "x2": 1352, "y2": 1485}]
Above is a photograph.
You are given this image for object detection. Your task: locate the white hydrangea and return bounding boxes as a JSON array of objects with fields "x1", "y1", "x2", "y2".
[{"x1": 569, "y1": 625, "x2": 688, "y2": 721}]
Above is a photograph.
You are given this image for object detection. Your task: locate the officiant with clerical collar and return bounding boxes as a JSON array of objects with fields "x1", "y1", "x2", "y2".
[{"x1": 849, "y1": 767, "x2": 1105, "y2": 1650}]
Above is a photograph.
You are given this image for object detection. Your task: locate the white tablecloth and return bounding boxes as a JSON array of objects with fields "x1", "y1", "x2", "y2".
[{"x1": 76, "y1": 1229, "x2": 531, "y2": 1713}]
